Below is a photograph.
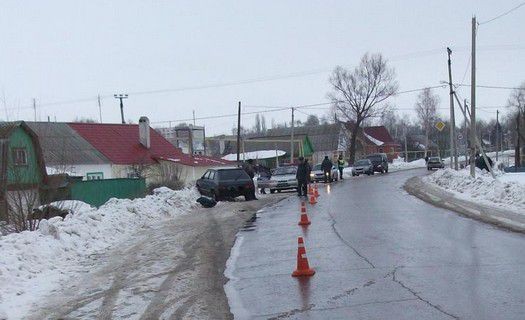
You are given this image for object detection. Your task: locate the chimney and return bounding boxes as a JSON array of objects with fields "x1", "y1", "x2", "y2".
[{"x1": 139, "y1": 116, "x2": 150, "y2": 149}]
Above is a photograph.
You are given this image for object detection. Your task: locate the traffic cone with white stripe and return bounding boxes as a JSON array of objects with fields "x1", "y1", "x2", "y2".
[
  {"x1": 309, "y1": 193, "x2": 317, "y2": 205},
  {"x1": 308, "y1": 184, "x2": 314, "y2": 195},
  {"x1": 292, "y1": 237, "x2": 315, "y2": 277},
  {"x1": 298, "y1": 201, "x2": 311, "y2": 226}
]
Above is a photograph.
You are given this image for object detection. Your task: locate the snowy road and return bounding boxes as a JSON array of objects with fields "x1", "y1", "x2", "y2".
[
  {"x1": 225, "y1": 169, "x2": 525, "y2": 319},
  {"x1": 27, "y1": 196, "x2": 285, "y2": 320}
]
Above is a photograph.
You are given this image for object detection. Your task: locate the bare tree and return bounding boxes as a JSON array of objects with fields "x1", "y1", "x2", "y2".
[
  {"x1": 328, "y1": 53, "x2": 398, "y2": 163},
  {"x1": 305, "y1": 114, "x2": 320, "y2": 126},
  {"x1": 415, "y1": 88, "x2": 439, "y2": 157},
  {"x1": 507, "y1": 82, "x2": 525, "y2": 166}
]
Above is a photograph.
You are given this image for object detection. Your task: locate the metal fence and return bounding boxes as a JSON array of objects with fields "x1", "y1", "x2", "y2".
[{"x1": 70, "y1": 178, "x2": 146, "y2": 207}]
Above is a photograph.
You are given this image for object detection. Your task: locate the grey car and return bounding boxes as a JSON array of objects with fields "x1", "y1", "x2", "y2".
[
  {"x1": 352, "y1": 159, "x2": 374, "y2": 176},
  {"x1": 427, "y1": 157, "x2": 444, "y2": 170}
]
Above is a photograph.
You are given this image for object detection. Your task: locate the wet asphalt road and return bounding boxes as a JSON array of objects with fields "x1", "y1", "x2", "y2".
[{"x1": 225, "y1": 168, "x2": 525, "y2": 320}]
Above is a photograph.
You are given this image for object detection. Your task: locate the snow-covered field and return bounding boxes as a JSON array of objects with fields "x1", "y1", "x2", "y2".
[
  {"x1": 0, "y1": 187, "x2": 199, "y2": 320},
  {"x1": 423, "y1": 168, "x2": 525, "y2": 214}
]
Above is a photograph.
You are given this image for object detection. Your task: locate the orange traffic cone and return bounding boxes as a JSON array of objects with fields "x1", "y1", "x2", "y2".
[
  {"x1": 308, "y1": 184, "x2": 314, "y2": 195},
  {"x1": 292, "y1": 237, "x2": 315, "y2": 277},
  {"x1": 314, "y1": 183, "x2": 319, "y2": 197},
  {"x1": 309, "y1": 193, "x2": 317, "y2": 205},
  {"x1": 298, "y1": 202, "x2": 311, "y2": 226}
]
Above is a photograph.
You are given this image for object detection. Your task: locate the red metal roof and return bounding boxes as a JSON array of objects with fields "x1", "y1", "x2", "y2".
[
  {"x1": 363, "y1": 126, "x2": 395, "y2": 144},
  {"x1": 68, "y1": 123, "x2": 183, "y2": 165}
]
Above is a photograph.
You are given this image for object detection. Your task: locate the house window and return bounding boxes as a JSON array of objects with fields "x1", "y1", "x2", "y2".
[
  {"x1": 12, "y1": 148, "x2": 27, "y2": 166},
  {"x1": 86, "y1": 172, "x2": 104, "y2": 180}
]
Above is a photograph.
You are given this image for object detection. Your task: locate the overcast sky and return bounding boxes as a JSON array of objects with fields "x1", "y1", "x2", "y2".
[{"x1": 1, "y1": 0, "x2": 524, "y2": 135}]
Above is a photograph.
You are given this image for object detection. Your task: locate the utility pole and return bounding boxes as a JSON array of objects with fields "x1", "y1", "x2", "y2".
[
  {"x1": 290, "y1": 107, "x2": 295, "y2": 164},
  {"x1": 404, "y1": 129, "x2": 408, "y2": 162},
  {"x1": 236, "y1": 101, "x2": 241, "y2": 166},
  {"x1": 447, "y1": 47, "x2": 458, "y2": 170},
  {"x1": 98, "y1": 95, "x2": 102, "y2": 123},
  {"x1": 33, "y1": 98, "x2": 36, "y2": 122},
  {"x1": 496, "y1": 110, "x2": 499, "y2": 161},
  {"x1": 517, "y1": 111, "x2": 521, "y2": 172},
  {"x1": 192, "y1": 110, "x2": 196, "y2": 126},
  {"x1": 114, "y1": 94, "x2": 128, "y2": 124},
  {"x1": 464, "y1": 99, "x2": 469, "y2": 166},
  {"x1": 470, "y1": 16, "x2": 477, "y2": 177}
]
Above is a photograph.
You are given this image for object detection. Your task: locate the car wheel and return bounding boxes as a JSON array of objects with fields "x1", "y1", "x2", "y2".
[
  {"x1": 211, "y1": 190, "x2": 220, "y2": 202},
  {"x1": 270, "y1": 189, "x2": 275, "y2": 194}
]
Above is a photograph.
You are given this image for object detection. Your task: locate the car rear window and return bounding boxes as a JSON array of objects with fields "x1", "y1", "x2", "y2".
[
  {"x1": 429, "y1": 157, "x2": 441, "y2": 162},
  {"x1": 218, "y1": 169, "x2": 250, "y2": 180},
  {"x1": 367, "y1": 155, "x2": 382, "y2": 161}
]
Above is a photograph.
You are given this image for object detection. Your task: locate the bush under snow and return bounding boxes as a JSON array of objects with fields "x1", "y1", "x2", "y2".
[
  {"x1": 423, "y1": 168, "x2": 525, "y2": 213},
  {"x1": 0, "y1": 187, "x2": 200, "y2": 319}
]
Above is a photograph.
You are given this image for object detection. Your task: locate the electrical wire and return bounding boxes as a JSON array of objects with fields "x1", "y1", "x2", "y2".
[{"x1": 478, "y1": 2, "x2": 525, "y2": 25}]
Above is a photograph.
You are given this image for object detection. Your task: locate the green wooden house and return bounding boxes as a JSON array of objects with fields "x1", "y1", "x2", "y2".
[{"x1": 0, "y1": 121, "x2": 47, "y2": 222}]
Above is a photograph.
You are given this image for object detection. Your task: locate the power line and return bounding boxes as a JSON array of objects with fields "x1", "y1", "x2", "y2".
[{"x1": 478, "y1": 2, "x2": 525, "y2": 25}]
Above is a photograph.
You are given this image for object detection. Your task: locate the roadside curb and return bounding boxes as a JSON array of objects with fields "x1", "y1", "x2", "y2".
[{"x1": 404, "y1": 176, "x2": 525, "y2": 233}]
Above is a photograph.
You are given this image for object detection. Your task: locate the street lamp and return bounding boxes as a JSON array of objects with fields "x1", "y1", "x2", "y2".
[{"x1": 114, "y1": 94, "x2": 128, "y2": 124}]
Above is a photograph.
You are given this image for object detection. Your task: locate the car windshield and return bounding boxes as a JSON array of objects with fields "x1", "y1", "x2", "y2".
[
  {"x1": 273, "y1": 166, "x2": 297, "y2": 175},
  {"x1": 218, "y1": 169, "x2": 249, "y2": 180},
  {"x1": 356, "y1": 160, "x2": 370, "y2": 166},
  {"x1": 313, "y1": 164, "x2": 322, "y2": 170}
]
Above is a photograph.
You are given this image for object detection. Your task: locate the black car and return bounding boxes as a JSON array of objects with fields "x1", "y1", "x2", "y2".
[
  {"x1": 366, "y1": 153, "x2": 389, "y2": 173},
  {"x1": 196, "y1": 167, "x2": 255, "y2": 201}
]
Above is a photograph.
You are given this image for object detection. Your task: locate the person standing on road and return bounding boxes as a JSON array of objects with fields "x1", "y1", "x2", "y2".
[
  {"x1": 296, "y1": 157, "x2": 308, "y2": 196},
  {"x1": 242, "y1": 159, "x2": 257, "y2": 200},
  {"x1": 337, "y1": 155, "x2": 345, "y2": 180},
  {"x1": 321, "y1": 155, "x2": 333, "y2": 183}
]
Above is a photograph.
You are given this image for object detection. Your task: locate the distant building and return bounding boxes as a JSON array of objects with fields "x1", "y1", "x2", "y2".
[
  {"x1": 0, "y1": 122, "x2": 47, "y2": 221},
  {"x1": 156, "y1": 125, "x2": 206, "y2": 155}
]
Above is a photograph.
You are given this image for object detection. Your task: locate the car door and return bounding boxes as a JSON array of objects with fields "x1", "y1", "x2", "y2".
[{"x1": 197, "y1": 170, "x2": 211, "y2": 195}]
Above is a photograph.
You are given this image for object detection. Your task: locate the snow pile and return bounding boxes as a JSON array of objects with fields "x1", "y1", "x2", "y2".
[
  {"x1": 0, "y1": 187, "x2": 200, "y2": 319},
  {"x1": 498, "y1": 173, "x2": 525, "y2": 186},
  {"x1": 423, "y1": 168, "x2": 525, "y2": 213},
  {"x1": 389, "y1": 158, "x2": 426, "y2": 171}
]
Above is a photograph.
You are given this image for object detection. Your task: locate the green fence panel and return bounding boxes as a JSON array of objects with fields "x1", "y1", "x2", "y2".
[{"x1": 70, "y1": 178, "x2": 146, "y2": 207}]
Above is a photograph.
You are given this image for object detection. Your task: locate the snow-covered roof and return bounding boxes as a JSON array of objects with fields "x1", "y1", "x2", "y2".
[
  {"x1": 363, "y1": 133, "x2": 384, "y2": 146},
  {"x1": 222, "y1": 150, "x2": 286, "y2": 161}
]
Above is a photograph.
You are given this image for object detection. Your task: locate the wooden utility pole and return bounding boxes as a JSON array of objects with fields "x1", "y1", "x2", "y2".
[
  {"x1": 98, "y1": 95, "x2": 102, "y2": 123},
  {"x1": 447, "y1": 47, "x2": 458, "y2": 169},
  {"x1": 496, "y1": 110, "x2": 499, "y2": 161},
  {"x1": 290, "y1": 107, "x2": 295, "y2": 164},
  {"x1": 192, "y1": 110, "x2": 196, "y2": 126},
  {"x1": 470, "y1": 16, "x2": 477, "y2": 177},
  {"x1": 236, "y1": 101, "x2": 241, "y2": 166},
  {"x1": 33, "y1": 98, "x2": 36, "y2": 121}
]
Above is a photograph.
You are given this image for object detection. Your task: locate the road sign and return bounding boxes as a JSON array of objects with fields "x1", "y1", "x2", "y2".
[{"x1": 435, "y1": 121, "x2": 446, "y2": 132}]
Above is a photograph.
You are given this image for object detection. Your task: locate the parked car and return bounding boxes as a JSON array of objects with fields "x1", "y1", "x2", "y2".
[
  {"x1": 269, "y1": 165, "x2": 298, "y2": 193},
  {"x1": 196, "y1": 167, "x2": 255, "y2": 201},
  {"x1": 427, "y1": 157, "x2": 444, "y2": 170},
  {"x1": 366, "y1": 153, "x2": 389, "y2": 173},
  {"x1": 351, "y1": 159, "x2": 374, "y2": 176},
  {"x1": 310, "y1": 163, "x2": 339, "y2": 182}
]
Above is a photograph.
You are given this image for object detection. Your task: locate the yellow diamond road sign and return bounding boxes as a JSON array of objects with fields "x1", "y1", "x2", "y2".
[{"x1": 435, "y1": 121, "x2": 446, "y2": 132}]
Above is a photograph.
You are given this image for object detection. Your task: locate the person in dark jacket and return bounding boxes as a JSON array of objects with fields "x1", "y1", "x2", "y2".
[
  {"x1": 304, "y1": 159, "x2": 312, "y2": 183},
  {"x1": 296, "y1": 157, "x2": 309, "y2": 196},
  {"x1": 475, "y1": 153, "x2": 494, "y2": 172},
  {"x1": 321, "y1": 156, "x2": 333, "y2": 183},
  {"x1": 242, "y1": 159, "x2": 257, "y2": 200},
  {"x1": 337, "y1": 155, "x2": 345, "y2": 180}
]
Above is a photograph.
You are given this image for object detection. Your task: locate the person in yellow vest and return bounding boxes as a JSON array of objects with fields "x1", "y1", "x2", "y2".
[{"x1": 337, "y1": 155, "x2": 345, "y2": 180}]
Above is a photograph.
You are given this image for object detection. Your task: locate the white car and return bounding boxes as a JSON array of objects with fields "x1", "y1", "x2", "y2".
[
  {"x1": 268, "y1": 166, "x2": 298, "y2": 193},
  {"x1": 310, "y1": 164, "x2": 339, "y2": 182}
]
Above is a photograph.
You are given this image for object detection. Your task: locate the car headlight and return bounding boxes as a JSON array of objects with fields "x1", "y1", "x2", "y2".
[
  {"x1": 310, "y1": 173, "x2": 314, "y2": 177},
  {"x1": 325, "y1": 172, "x2": 329, "y2": 176}
]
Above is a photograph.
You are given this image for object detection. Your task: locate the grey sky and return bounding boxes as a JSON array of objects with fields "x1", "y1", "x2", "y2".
[{"x1": 1, "y1": 0, "x2": 524, "y2": 135}]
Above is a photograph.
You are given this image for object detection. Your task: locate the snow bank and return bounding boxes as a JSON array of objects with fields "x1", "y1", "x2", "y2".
[
  {"x1": 423, "y1": 168, "x2": 525, "y2": 213},
  {"x1": 389, "y1": 158, "x2": 426, "y2": 171},
  {"x1": 0, "y1": 187, "x2": 200, "y2": 319}
]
